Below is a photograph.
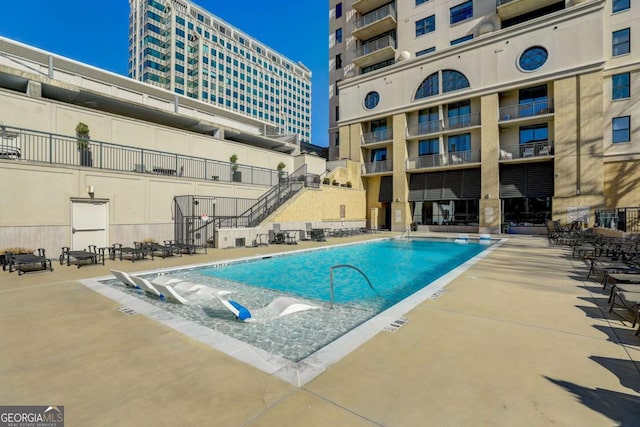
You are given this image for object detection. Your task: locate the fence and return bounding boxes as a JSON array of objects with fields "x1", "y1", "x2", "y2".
[{"x1": 0, "y1": 125, "x2": 284, "y2": 186}]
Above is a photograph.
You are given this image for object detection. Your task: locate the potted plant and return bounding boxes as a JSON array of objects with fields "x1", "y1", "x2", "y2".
[
  {"x1": 346, "y1": 181, "x2": 352, "y2": 188},
  {"x1": 322, "y1": 177, "x2": 331, "y2": 185},
  {"x1": 277, "y1": 161, "x2": 286, "y2": 182},
  {"x1": 75, "y1": 122, "x2": 92, "y2": 167},
  {"x1": 332, "y1": 180, "x2": 339, "y2": 186},
  {"x1": 230, "y1": 154, "x2": 241, "y2": 182}
]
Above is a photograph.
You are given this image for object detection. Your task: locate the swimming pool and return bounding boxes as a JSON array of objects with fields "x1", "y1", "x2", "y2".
[{"x1": 102, "y1": 238, "x2": 494, "y2": 365}]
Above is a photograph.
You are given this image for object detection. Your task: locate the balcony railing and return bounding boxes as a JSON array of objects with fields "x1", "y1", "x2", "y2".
[
  {"x1": 362, "y1": 159, "x2": 393, "y2": 174},
  {"x1": 499, "y1": 99, "x2": 554, "y2": 121},
  {"x1": 445, "y1": 112, "x2": 481, "y2": 130},
  {"x1": 0, "y1": 125, "x2": 283, "y2": 186},
  {"x1": 362, "y1": 128, "x2": 393, "y2": 145},
  {"x1": 355, "y1": 35, "x2": 396, "y2": 58},
  {"x1": 407, "y1": 120, "x2": 443, "y2": 137},
  {"x1": 353, "y1": 4, "x2": 396, "y2": 30},
  {"x1": 407, "y1": 149, "x2": 481, "y2": 169},
  {"x1": 499, "y1": 141, "x2": 553, "y2": 160}
]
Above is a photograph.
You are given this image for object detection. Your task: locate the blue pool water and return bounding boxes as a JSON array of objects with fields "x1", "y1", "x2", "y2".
[
  {"x1": 199, "y1": 238, "x2": 487, "y2": 309},
  {"x1": 107, "y1": 237, "x2": 493, "y2": 362}
]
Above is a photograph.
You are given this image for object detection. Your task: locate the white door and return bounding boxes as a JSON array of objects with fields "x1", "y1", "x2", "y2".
[{"x1": 71, "y1": 201, "x2": 108, "y2": 250}]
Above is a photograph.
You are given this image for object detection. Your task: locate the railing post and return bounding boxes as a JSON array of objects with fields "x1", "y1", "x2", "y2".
[
  {"x1": 99, "y1": 142, "x2": 103, "y2": 169},
  {"x1": 49, "y1": 133, "x2": 53, "y2": 163}
]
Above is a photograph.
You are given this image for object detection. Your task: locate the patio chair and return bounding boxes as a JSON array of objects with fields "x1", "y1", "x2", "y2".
[
  {"x1": 609, "y1": 289, "x2": 640, "y2": 328},
  {"x1": 522, "y1": 147, "x2": 535, "y2": 158},
  {"x1": 310, "y1": 228, "x2": 326, "y2": 242},
  {"x1": 59, "y1": 246, "x2": 105, "y2": 268},
  {"x1": 113, "y1": 243, "x2": 151, "y2": 262},
  {"x1": 6, "y1": 249, "x2": 53, "y2": 275}
]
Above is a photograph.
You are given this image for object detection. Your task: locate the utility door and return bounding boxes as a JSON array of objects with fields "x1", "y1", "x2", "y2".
[{"x1": 71, "y1": 200, "x2": 108, "y2": 250}]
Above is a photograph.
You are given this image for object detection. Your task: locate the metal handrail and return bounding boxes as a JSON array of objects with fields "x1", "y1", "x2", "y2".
[
  {"x1": 0, "y1": 124, "x2": 282, "y2": 186},
  {"x1": 354, "y1": 4, "x2": 396, "y2": 30},
  {"x1": 329, "y1": 264, "x2": 375, "y2": 309}
]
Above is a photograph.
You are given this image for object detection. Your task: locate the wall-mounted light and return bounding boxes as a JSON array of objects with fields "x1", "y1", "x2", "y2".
[{"x1": 87, "y1": 185, "x2": 94, "y2": 198}]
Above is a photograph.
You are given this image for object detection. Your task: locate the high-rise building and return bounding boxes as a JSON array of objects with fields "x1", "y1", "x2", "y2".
[
  {"x1": 129, "y1": 0, "x2": 312, "y2": 144},
  {"x1": 329, "y1": 0, "x2": 639, "y2": 233}
]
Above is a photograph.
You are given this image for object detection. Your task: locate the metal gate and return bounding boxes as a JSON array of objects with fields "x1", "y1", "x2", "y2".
[{"x1": 173, "y1": 196, "x2": 217, "y2": 251}]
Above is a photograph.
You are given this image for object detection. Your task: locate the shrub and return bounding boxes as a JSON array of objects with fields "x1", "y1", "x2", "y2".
[
  {"x1": 346, "y1": 181, "x2": 352, "y2": 188},
  {"x1": 322, "y1": 177, "x2": 331, "y2": 185},
  {"x1": 332, "y1": 180, "x2": 339, "y2": 186}
]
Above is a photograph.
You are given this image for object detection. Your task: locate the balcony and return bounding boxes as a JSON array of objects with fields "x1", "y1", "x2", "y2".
[
  {"x1": 353, "y1": 35, "x2": 396, "y2": 68},
  {"x1": 352, "y1": 4, "x2": 397, "y2": 41},
  {"x1": 362, "y1": 128, "x2": 393, "y2": 145},
  {"x1": 406, "y1": 120, "x2": 443, "y2": 138},
  {"x1": 499, "y1": 99, "x2": 554, "y2": 122},
  {"x1": 362, "y1": 159, "x2": 393, "y2": 175},
  {"x1": 496, "y1": 0, "x2": 562, "y2": 20},
  {"x1": 499, "y1": 141, "x2": 554, "y2": 161},
  {"x1": 352, "y1": 0, "x2": 391, "y2": 14},
  {"x1": 407, "y1": 149, "x2": 481, "y2": 170},
  {"x1": 445, "y1": 113, "x2": 481, "y2": 131}
]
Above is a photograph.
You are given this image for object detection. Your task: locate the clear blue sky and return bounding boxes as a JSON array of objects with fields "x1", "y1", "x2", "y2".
[{"x1": 1, "y1": 1, "x2": 329, "y2": 147}]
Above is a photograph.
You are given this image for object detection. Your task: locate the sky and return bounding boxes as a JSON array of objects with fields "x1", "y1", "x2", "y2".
[{"x1": 0, "y1": 1, "x2": 329, "y2": 147}]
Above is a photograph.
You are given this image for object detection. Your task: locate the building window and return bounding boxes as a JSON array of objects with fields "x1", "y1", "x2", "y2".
[
  {"x1": 447, "y1": 100, "x2": 471, "y2": 128},
  {"x1": 336, "y1": 2, "x2": 342, "y2": 18},
  {"x1": 451, "y1": 34, "x2": 473, "y2": 45},
  {"x1": 361, "y1": 58, "x2": 395, "y2": 74},
  {"x1": 612, "y1": 72, "x2": 630, "y2": 99},
  {"x1": 416, "y1": 0, "x2": 429, "y2": 5},
  {"x1": 612, "y1": 116, "x2": 630, "y2": 143},
  {"x1": 442, "y1": 70, "x2": 470, "y2": 93},
  {"x1": 448, "y1": 133, "x2": 471, "y2": 152},
  {"x1": 415, "y1": 72, "x2": 439, "y2": 99},
  {"x1": 335, "y1": 28, "x2": 343, "y2": 44},
  {"x1": 335, "y1": 53, "x2": 342, "y2": 69},
  {"x1": 364, "y1": 92, "x2": 380, "y2": 110},
  {"x1": 450, "y1": 1, "x2": 473, "y2": 25},
  {"x1": 519, "y1": 124, "x2": 548, "y2": 144},
  {"x1": 335, "y1": 105, "x2": 340, "y2": 121},
  {"x1": 518, "y1": 46, "x2": 548, "y2": 72},
  {"x1": 416, "y1": 15, "x2": 436, "y2": 37},
  {"x1": 612, "y1": 28, "x2": 630, "y2": 56},
  {"x1": 613, "y1": 0, "x2": 630, "y2": 13},
  {"x1": 419, "y1": 138, "x2": 439, "y2": 155},
  {"x1": 416, "y1": 47, "x2": 435, "y2": 57},
  {"x1": 335, "y1": 132, "x2": 340, "y2": 146},
  {"x1": 519, "y1": 85, "x2": 548, "y2": 117},
  {"x1": 371, "y1": 148, "x2": 387, "y2": 162},
  {"x1": 334, "y1": 79, "x2": 341, "y2": 96}
]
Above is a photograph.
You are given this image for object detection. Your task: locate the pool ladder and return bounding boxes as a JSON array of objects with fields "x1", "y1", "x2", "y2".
[{"x1": 329, "y1": 264, "x2": 375, "y2": 309}]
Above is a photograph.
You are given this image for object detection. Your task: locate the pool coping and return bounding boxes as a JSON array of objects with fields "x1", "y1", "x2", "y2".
[{"x1": 79, "y1": 236, "x2": 506, "y2": 386}]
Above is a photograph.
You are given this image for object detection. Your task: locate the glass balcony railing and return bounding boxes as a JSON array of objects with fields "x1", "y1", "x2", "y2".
[
  {"x1": 362, "y1": 128, "x2": 393, "y2": 145},
  {"x1": 499, "y1": 99, "x2": 554, "y2": 121},
  {"x1": 406, "y1": 120, "x2": 443, "y2": 137},
  {"x1": 407, "y1": 149, "x2": 481, "y2": 169},
  {"x1": 362, "y1": 159, "x2": 393, "y2": 174},
  {"x1": 445, "y1": 112, "x2": 481, "y2": 130},
  {"x1": 355, "y1": 35, "x2": 396, "y2": 58},
  {"x1": 353, "y1": 4, "x2": 396, "y2": 30},
  {"x1": 499, "y1": 140, "x2": 553, "y2": 160}
]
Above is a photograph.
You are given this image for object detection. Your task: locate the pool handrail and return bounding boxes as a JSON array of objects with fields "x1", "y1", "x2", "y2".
[{"x1": 329, "y1": 264, "x2": 375, "y2": 309}]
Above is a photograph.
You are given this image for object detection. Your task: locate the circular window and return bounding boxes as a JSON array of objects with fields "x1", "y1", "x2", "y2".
[
  {"x1": 519, "y1": 46, "x2": 548, "y2": 71},
  {"x1": 364, "y1": 91, "x2": 380, "y2": 110}
]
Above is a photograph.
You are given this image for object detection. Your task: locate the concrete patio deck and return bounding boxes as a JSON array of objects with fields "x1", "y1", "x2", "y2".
[{"x1": 1, "y1": 234, "x2": 639, "y2": 426}]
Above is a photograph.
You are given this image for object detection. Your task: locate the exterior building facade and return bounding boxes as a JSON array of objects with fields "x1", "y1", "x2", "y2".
[
  {"x1": 329, "y1": 0, "x2": 639, "y2": 233},
  {"x1": 129, "y1": 0, "x2": 312, "y2": 144}
]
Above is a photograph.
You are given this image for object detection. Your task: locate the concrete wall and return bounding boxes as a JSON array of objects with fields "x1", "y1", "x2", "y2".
[{"x1": 0, "y1": 160, "x2": 267, "y2": 256}]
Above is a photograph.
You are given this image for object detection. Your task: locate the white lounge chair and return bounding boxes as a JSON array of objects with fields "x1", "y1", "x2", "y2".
[
  {"x1": 211, "y1": 291, "x2": 319, "y2": 323},
  {"x1": 150, "y1": 282, "x2": 188, "y2": 304},
  {"x1": 111, "y1": 270, "x2": 139, "y2": 288},
  {"x1": 129, "y1": 276, "x2": 162, "y2": 298}
]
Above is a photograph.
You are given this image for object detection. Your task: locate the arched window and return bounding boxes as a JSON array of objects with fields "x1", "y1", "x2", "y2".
[
  {"x1": 415, "y1": 72, "x2": 439, "y2": 100},
  {"x1": 442, "y1": 70, "x2": 470, "y2": 93}
]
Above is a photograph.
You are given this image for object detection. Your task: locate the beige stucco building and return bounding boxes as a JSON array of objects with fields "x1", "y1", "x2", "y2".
[{"x1": 329, "y1": 0, "x2": 639, "y2": 233}]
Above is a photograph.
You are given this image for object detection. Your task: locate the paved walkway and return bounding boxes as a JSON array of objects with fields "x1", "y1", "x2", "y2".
[{"x1": 1, "y1": 234, "x2": 639, "y2": 426}]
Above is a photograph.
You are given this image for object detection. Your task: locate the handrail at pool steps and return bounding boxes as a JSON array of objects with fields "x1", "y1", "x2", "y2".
[{"x1": 329, "y1": 264, "x2": 376, "y2": 309}]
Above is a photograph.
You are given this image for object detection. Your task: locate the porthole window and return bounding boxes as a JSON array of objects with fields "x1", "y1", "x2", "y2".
[
  {"x1": 364, "y1": 91, "x2": 380, "y2": 109},
  {"x1": 519, "y1": 46, "x2": 548, "y2": 72}
]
